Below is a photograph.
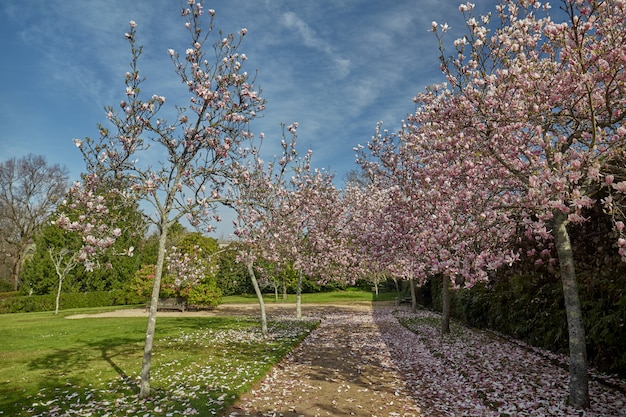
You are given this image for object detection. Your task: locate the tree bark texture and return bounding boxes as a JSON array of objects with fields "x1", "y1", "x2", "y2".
[
  {"x1": 553, "y1": 211, "x2": 590, "y2": 408},
  {"x1": 296, "y1": 270, "x2": 303, "y2": 319},
  {"x1": 441, "y1": 275, "x2": 451, "y2": 335},
  {"x1": 55, "y1": 277, "x2": 63, "y2": 316},
  {"x1": 12, "y1": 254, "x2": 22, "y2": 292},
  {"x1": 139, "y1": 226, "x2": 169, "y2": 398},
  {"x1": 248, "y1": 262, "x2": 268, "y2": 334}
]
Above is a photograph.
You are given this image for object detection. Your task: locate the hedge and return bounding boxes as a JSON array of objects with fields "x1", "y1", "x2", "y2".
[
  {"x1": 422, "y1": 272, "x2": 626, "y2": 379},
  {"x1": 0, "y1": 290, "x2": 144, "y2": 314}
]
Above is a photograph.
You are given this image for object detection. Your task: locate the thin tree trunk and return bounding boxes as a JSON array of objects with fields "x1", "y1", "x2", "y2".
[
  {"x1": 282, "y1": 279, "x2": 287, "y2": 300},
  {"x1": 274, "y1": 284, "x2": 279, "y2": 302},
  {"x1": 296, "y1": 270, "x2": 303, "y2": 319},
  {"x1": 49, "y1": 248, "x2": 75, "y2": 316},
  {"x1": 441, "y1": 275, "x2": 451, "y2": 335},
  {"x1": 12, "y1": 256, "x2": 21, "y2": 292},
  {"x1": 14, "y1": 242, "x2": 35, "y2": 291},
  {"x1": 554, "y1": 211, "x2": 589, "y2": 408},
  {"x1": 139, "y1": 225, "x2": 169, "y2": 398},
  {"x1": 55, "y1": 277, "x2": 63, "y2": 315},
  {"x1": 393, "y1": 277, "x2": 400, "y2": 300},
  {"x1": 409, "y1": 277, "x2": 417, "y2": 312},
  {"x1": 247, "y1": 262, "x2": 267, "y2": 334}
]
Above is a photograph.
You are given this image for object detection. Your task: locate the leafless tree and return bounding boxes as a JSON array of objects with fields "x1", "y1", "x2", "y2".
[{"x1": 0, "y1": 154, "x2": 69, "y2": 290}]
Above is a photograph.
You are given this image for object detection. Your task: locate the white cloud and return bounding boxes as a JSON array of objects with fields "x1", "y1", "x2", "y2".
[
  {"x1": 280, "y1": 11, "x2": 352, "y2": 78},
  {"x1": 2, "y1": 0, "x2": 507, "y2": 240},
  {"x1": 1, "y1": 0, "x2": 500, "y2": 201}
]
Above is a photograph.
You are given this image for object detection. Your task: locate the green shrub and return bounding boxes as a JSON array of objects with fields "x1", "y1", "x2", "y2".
[
  {"x1": 0, "y1": 291, "x2": 18, "y2": 300},
  {"x1": 129, "y1": 264, "x2": 157, "y2": 300},
  {"x1": 0, "y1": 280, "x2": 13, "y2": 292},
  {"x1": 185, "y1": 282, "x2": 222, "y2": 309},
  {"x1": 0, "y1": 290, "x2": 143, "y2": 314}
]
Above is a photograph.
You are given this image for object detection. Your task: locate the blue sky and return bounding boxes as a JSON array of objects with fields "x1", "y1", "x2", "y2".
[{"x1": 0, "y1": 0, "x2": 496, "y2": 235}]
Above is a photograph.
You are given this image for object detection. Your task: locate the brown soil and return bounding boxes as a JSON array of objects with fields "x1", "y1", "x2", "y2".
[{"x1": 68, "y1": 303, "x2": 423, "y2": 416}]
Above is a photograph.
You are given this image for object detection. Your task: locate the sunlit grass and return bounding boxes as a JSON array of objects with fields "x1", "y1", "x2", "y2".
[
  {"x1": 0, "y1": 308, "x2": 318, "y2": 416},
  {"x1": 223, "y1": 288, "x2": 396, "y2": 304}
]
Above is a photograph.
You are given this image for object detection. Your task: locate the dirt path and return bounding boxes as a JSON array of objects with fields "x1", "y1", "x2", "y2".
[{"x1": 225, "y1": 306, "x2": 422, "y2": 417}]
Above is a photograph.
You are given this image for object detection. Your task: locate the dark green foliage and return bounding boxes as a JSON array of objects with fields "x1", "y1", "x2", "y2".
[
  {"x1": 135, "y1": 232, "x2": 160, "y2": 266},
  {"x1": 353, "y1": 278, "x2": 396, "y2": 292},
  {"x1": 20, "y1": 187, "x2": 147, "y2": 295},
  {"x1": 215, "y1": 244, "x2": 253, "y2": 295},
  {"x1": 298, "y1": 272, "x2": 326, "y2": 293},
  {"x1": 579, "y1": 273, "x2": 626, "y2": 377},
  {"x1": 185, "y1": 281, "x2": 222, "y2": 309},
  {"x1": 418, "y1": 205, "x2": 626, "y2": 378},
  {"x1": 0, "y1": 280, "x2": 13, "y2": 292},
  {"x1": 0, "y1": 290, "x2": 143, "y2": 313},
  {"x1": 19, "y1": 222, "x2": 82, "y2": 295},
  {"x1": 428, "y1": 275, "x2": 569, "y2": 353}
]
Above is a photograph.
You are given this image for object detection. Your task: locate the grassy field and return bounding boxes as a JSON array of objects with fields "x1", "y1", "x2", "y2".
[
  {"x1": 223, "y1": 288, "x2": 397, "y2": 304},
  {"x1": 0, "y1": 305, "x2": 318, "y2": 416}
]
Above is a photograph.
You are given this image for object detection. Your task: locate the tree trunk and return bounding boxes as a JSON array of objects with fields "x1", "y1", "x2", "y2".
[
  {"x1": 49, "y1": 248, "x2": 76, "y2": 316},
  {"x1": 12, "y1": 256, "x2": 21, "y2": 292},
  {"x1": 55, "y1": 276, "x2": 63, "y2": 315},
  {"x1": 13, "y1": 241, "x2": 35, "y2": 291},
  {"x1": 409, "y1": 277, "x2": 417, "y2": 312},
  {"x1": 554, "y1": 211, "x2": 589, "y2": 408},
  {"x1": 441, "y1": 275, "x2": 451, "y2": 335},
  {"x1": 139, "y1": 225, "x2": 169, "y2": 398},
  {"x1": 247, "y1": 262, "x2": 268, "y2": 334},
  {"x1": 282, "y1": 279, "x2": 287, "y2": 300},
  {"x1": 393, "y1": 277, "x2": 400, "y2": 299},
  {"x1": 296, "y1": 270, "x2": 303, "y2": 320},
  {"x1": 274, "y1": 284, "x2": 279, "y2": 302}
]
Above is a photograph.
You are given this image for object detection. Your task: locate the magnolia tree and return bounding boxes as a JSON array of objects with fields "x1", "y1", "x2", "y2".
[
  {"x1": 53, "y1": 175, "x2": 133, "y2": 313},
  {"x1": 342, "y1": 185, "x2": 399, "y2": 299},
  {"x1": 164, "y1": 244, "x2": 220, "y2": 305},
  {"x1": 72, "y1": 2, "x2": 265, "y2": 398},
  {"x1": 355, "y1": 109, "x2": 519, "y2": 334},
  {"x1": 235, "y1": 123, "x2": 353, "y2": 323},
  {"x1": 234, "y1": 124, "x2": 311, "y2": 329},
  {"x1": 290, "y1": 167, "x2": 353, "y2": 317},
  {"x1": 344, "y1": 183, "x2": 428, "y2": 311},
  {"x1": 423, "y1": 0, "x2": 626, "y2": 408},
  {"x1": 130, "y1": 241, "x2": 221, "y2": 307}
]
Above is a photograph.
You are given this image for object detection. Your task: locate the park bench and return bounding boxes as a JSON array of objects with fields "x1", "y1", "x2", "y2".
[
  {"x1": 396, "y1": 296, "x2": 412, "y2": 306},
  {"x1": 146, "y1": 297, "x2": 187, "y2": 312}
]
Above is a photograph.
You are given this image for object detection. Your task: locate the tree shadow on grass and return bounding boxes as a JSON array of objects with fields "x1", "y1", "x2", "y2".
[
  {"x1": 90, "y1": 337, "x2": 142, "y2": 383},
  {"x1": 0, "y1": 337, "x2": 143, "y2": 416},
  {"x1": 28, "y1": 336, "x2": 141, "y2": 390}
]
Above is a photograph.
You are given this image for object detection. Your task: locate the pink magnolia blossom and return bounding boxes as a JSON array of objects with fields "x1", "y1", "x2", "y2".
[{"x1": 70, "y1": 2, "x2": 267, "y2": 398}]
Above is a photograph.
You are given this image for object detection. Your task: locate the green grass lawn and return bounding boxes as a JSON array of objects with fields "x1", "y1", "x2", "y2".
[
  {"x1": 0, "y1": 306, "x2": 318, "y2": 416},
  {"x1": 223, "y1": 288, "x2": 397, "y2": 304}
]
